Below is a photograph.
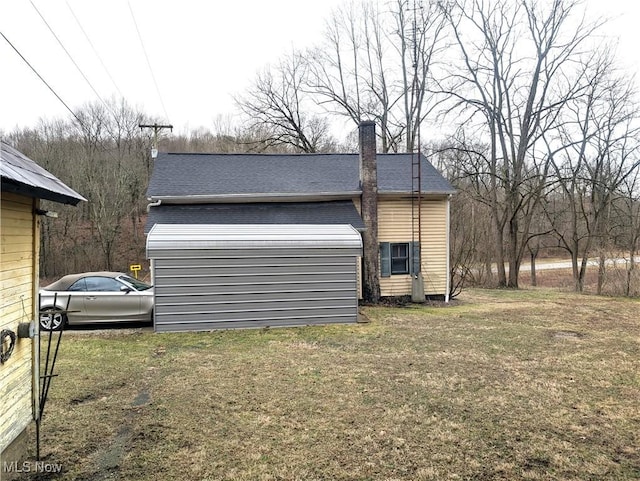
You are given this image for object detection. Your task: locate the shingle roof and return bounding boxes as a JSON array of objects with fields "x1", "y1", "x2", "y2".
[
  {"x1": 1, "y1": 141, "x2": 86, "y2": 205},
  {"x1": 377, "y1": 154, "x2": 455, "y2": 194},
  {"x1": 147, "y1": 152, "x2": 455, "y2": 199},
  {"x1": 145, "y1": 201, "x2": 366, "y2": 234}
]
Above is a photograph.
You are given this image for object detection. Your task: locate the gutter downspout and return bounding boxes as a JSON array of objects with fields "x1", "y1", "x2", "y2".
[
  {"x1": 146, "y1": 199, "x2": 161, "y2": 288},
  {"x1": 445, "y1": 194, "x2": 451, "y2": 303},
  {"x1": 147, "y1": 199, "x2": 162, "y2": 212}
]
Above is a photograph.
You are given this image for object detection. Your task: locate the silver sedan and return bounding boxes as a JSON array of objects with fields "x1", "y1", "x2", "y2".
[{"x1": 39, "y1": 272, "x2": 154, "y2": 330}]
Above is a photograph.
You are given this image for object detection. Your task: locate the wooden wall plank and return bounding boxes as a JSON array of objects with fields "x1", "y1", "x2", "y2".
[{"x1": 0, "y1": 192, "x2": 35, "y2": 454}]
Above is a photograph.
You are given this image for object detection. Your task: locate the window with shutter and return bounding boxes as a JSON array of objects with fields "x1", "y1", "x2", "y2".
[
  {"x1": 380, "y1": 242, "x2": 420, "y2": 277},
  {"x1": 390, "y1": 243, "x2": 409, "y2": 275}
]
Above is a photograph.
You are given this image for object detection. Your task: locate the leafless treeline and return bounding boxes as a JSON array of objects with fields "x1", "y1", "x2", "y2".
[
  {"x1": 5, "y1": 99, "x2": 152, "y2": 278},
  {"x1": 3, "y1": 0, "x2": 640, "y2": 297}
]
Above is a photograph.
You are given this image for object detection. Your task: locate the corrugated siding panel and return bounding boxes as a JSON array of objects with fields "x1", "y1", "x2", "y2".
[
  {"x1": 152, "y1": 250, "x2": 359, "y2": 332},
  {"x1": 0, "y1": 192, "x2": 34, "y2": 453},
  {"x1": 157, "y1": 315, "x2": 356, "y2": 332},
  {"x1": 157, "y1": 256, "x2": 354, "y2": 268},
  {"x1": 378, "y1": 198, "x2": 448, "y2": 296},
  {"x1": 159, "y1": 281, "x2": 357, "y2": 296}
]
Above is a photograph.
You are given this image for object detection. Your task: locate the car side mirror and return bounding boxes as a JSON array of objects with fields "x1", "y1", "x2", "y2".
[{"x1": 120, "y1": 286, "x2": 133, "y2": 293}]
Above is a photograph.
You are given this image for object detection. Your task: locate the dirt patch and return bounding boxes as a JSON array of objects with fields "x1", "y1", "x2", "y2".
[
  {"x1": 63, "y1": 326, "x2": 152, "y2": 336},
  {"x1": 132, "y1": 390, "x2": 150, "y2": 407},
  {"x1": 551, "y1": 330, "x2": 585, "y2": 340},
  {"x1": 69, "y1": 392, "x2": 98, "y2": 405},
  {"x1": 92, "y1": 424, "x2": 131, "y2": 477}
]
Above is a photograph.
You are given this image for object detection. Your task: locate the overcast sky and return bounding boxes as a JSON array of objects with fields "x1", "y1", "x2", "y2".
[{"x1": 1, "y1": 0, "x2": 639, "y2": 134}]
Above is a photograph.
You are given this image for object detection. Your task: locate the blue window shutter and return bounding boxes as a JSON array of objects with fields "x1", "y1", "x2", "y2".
[
  {"x1": 410, "y1": 242, "x2": 421, "y2": 275},
  {"x1": 380, "y1": 242, "x2": 391, "y2": 277}
]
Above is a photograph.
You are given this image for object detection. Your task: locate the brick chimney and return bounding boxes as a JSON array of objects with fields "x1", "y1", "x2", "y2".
[{"x1": 359, "y1": 121, "x2": 380, "y2": 303}]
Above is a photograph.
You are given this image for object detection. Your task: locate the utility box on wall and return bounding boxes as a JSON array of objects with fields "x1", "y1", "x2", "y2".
[{"x1": 146, "y1": 224, "x2": 363, "y2": 332}]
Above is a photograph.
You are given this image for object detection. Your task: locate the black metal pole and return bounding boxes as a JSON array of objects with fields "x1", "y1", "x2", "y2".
[{"x1": 37, "y1": 293, "x2": 68, "y2": 459}]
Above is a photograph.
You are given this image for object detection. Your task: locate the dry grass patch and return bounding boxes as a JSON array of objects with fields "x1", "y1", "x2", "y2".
[{"x1": 19, "y1": 288, "x2": 640, "y2": 480}]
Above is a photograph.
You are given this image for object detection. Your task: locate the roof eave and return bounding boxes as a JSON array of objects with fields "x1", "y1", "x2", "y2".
[
  {"x1": 1, "y1": 178, "x2": 86, "y2": 205},
  {"x1": 148, "y1": 192, "x2": 362, "y2": 204},
  {"x1": 378, "y1": 190, "x2": 457, "y2": 197}
]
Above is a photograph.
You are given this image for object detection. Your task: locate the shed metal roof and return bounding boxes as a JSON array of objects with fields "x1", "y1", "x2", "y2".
[
  {"x1": 147, "y1": 224, "x2": 363, "y2": 253},
  {"x1": 147, "y1": 152, "x2": 455, "y2": 200},
  {"x1": 0, "y1": 141, "x2": 86, "y2": 205},
  {"x1": 144, "y1": 201, "x2": 365, "y2": 234}
]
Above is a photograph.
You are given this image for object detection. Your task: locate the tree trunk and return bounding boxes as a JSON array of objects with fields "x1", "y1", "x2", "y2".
[
  {"x1": 597, "y1": 253, "x2": 606, "y2": 295},
  {"x1": 578, "y1": 255, "x2": 589, "y2": 293},
  {"x1": 530, "y1": 251, "x2": 537, "y2": 287},
  {"x1": 571, "y1": 251, "x2": 581, "y2": 292},
  {"x1": 493, "y1": 216, "x2": 507, "y2": 287},
  {"x1": 507, "y1": 219, "x2": 520, "y2": 288},
  {"x1": 626, "y1": 243, "x2": 636, "y2": 297}
]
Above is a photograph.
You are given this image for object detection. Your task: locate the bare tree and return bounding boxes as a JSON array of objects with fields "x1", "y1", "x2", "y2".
[
  {"x1": 308, "y1": 0, "x2": 446, "y2": 153},
  {"x1": 433, "y1": 140, "x2": 498, "y2": 290},
  {"x1": 69, "y1": 99, "x2": 152, "y2": 269},
  {"x1": 9, "y1": 98, "x2": 154, "y2": 276},
  {"x1": 235, "y1": 51, "x2": 334, "y2": 153},
  {"x1": 546, "y1": 55, "x2": 640, "y2": 292},
  {"x1": 614, "y1": 168, "x2": 640, "y2": 296},
  {"x1": 439, "y1": 0, "x2": 601, "y2": 287}
]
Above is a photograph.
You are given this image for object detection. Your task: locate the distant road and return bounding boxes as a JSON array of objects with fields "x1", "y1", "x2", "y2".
[{"x1": 518, "y1": 257, "x2": 640, "y2": 272}]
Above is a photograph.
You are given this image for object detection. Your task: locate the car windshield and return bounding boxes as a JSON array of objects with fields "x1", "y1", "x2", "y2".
[{"x1": 118, "y1": 275, "x2": 153, "y2": 291}]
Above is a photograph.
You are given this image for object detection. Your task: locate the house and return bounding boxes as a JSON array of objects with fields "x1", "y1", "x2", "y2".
[
  {"x1": 0, "y1": 142, "x2": 85, "y2": 470},
  {"x1": 145, "y1": 122, "x2": 455, "y2": 331}
]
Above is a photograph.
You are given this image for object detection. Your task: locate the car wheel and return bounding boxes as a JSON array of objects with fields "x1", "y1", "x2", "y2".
[{"x1": 40, "y1": 308, "x2": 67, "y2": 331}]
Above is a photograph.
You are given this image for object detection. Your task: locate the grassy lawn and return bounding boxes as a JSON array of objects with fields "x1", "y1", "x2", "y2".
[{"x1": 23, "y1": 288, "x2": 640, "y2": 480}]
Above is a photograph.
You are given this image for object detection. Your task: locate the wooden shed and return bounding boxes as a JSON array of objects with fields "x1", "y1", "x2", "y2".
[
  {"x1": 146, "y1": 224, "x2": 363, "y2": 332},
  {"x1": 0, "y1": 142, "x2": 85, "y2": 467}
]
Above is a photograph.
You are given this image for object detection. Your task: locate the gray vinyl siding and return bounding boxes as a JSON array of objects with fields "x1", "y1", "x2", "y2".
[{"x1": 147, "y1": 224, "x2": 362, "y2": 332}]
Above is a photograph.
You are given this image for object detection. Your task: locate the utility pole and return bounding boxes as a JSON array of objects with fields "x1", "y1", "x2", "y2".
[{"x1": 139, "y1": 123, "x2": 173, "y2": 158}]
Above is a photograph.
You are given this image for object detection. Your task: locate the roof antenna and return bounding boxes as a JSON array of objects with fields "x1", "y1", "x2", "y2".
[{"x1": 409, "y1": 0, "x2": 425, "y2": 302}]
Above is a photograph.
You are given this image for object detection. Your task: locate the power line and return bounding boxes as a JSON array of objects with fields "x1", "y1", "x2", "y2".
[
  {"x1": 3, "y1": 29, "x2": 150, "y2": 176},
  {"x1": 66, "y1": 0, "x2": 125, "y2": 99},
  {"x1": 0, "y1": 31, "x2": 83, "y2": 126},
  {"x1": 29, "y1": 0, "x2": 114, "y2": 116},
  {"x1": 128, "y1": 1, "x2": 170, "y2": 121}
]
